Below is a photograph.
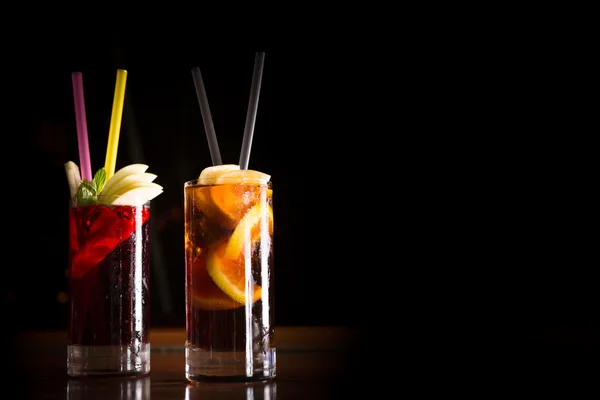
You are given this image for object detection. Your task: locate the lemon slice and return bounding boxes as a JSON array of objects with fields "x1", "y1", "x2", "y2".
[{"x1": 198, "y1": 164, "x2": 240, "y2": 185}]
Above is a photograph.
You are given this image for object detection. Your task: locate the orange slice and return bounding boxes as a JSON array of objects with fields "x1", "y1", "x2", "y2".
[
  {"x1": 192, "y1": 185, "x2": 220, "y2": 219},
  {"x1": 224, "y1": 202, "x2": 273, "y2": 259},
  {"x1": 210, "y1": 170, "x2": 271, "y2": 227},
  {"x1": 191, "y1": 253, "x2": 244, "y2": 310},
  {"x1": 206, "y1": 239, "x2": 262, "y2": 305},
  {"x1": 193, "y1": 165, "x2": 240, "y2": 221}
]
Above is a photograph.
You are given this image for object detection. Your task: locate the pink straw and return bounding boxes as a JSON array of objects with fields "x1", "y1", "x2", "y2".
[{"x1": 71, "y1": 72, "x2": 92, "y2": 181}]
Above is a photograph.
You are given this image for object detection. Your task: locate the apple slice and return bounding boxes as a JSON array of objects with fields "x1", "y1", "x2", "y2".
[
  {"x1": 107, "y1": 180, "x2": 163, "y2": 197},
  {"x1": 64, "y1": 161, "x2": 82, "y2": 199},
  {"x1": 102, "y1": 173, "x2": 158, "y2": 196},
  {"x1": 198, "y1": 164, "x2": 240, "y2": 185},
  {"x1": 214, "y1": 169, "x2": 271, "y2": 185},
  {"x1": 102, "y1": 164, "x2": 149, "y2": 195},
  {"x1": 107, "y1": 184, "x2": 163, "y2": 205}
]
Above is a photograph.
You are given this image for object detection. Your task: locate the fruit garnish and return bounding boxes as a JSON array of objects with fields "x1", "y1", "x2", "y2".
[
  {"x1": 193, "y1": 166, "x2": 236, "y2": 224},
  {"x1": 102, "y1": 172, "x2": 156, "y2": 195},
  {"x1": 72, "y1": 167, "x2": 107, "y2": 206},
  {"x1": 65, "y1": 161, "x2": 163, "y2": 206},
  {"x1": 206, "y1": 239, "x2": 262, "y2": 305},
  {"x1": 224, "y1": 202, "x2": 273, "y2": 260},
  {"x1": 208, "y1": 169, "x2": 271, "y2": 226},
  {"x1": 193, "y1": 165, "x2": 271, "y2": 228},
  {"x1": 101, "y1": 164, "x2": 149, "y2": 194},
  {"x1": 191, "y1": 253, "x2": 244, "y2": 310},
  {"x1": 198, "y1": 164, "x2": 240, "y2": 185},
  {"x1": 65, "y1": 161, "x2": 82, "y2": 199},
  {"x1": 100, "y1": 166, "x2": 162, "y2": 206},
  {"x1": 103, "y1": 184, "x2": 163, "y2": 206},
  {"x1": 214, "y1": 169, "x2": 270, "y2": 185}
]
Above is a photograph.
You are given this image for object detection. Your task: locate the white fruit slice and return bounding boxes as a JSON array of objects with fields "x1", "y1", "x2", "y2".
[
  {"x1": 102, "y1": 173, "x2": 158, "y2": 196},
  {"x1": 106, "y1": 184, "x2": 164, "y2": 206},
  {"x1": 102, "y1": 164, "x2": 149, "y2": 195},
  {"x1": 64, "y1": 161, "x2": 82, "y2": 199},
  {"x1": 107, "y1": 180, "x2": 163, "y2": 197},
  {"x1": 198, "y1": 164, "x2": 240, "y2": 185},
  {"x1": 214, "y1": 169, "x2": 271, "y2": 185}
]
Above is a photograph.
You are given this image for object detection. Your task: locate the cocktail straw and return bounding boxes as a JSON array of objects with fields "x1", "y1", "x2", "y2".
[
  {"x1": 104, "y1": 69, "x2": 128, "y2": 181},
  {"x1": 191, "y1": 67, "x2": 222, "y2": 165},
  {"x1": 71, "y1": 72, "x2": 92, "y2": 181},
  {"x1": 239, "y1": 52, "x2": 266, "y2": 170}
]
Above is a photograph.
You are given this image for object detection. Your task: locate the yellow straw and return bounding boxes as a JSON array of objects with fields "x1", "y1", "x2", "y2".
[{"x1": 104, "y1": 69, "x2": 128, "y2": 181}]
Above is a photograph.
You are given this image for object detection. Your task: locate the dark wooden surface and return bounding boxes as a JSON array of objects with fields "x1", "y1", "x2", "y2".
[{"x1": 2, "y1": 327, "x2": 363, "y2": 399}]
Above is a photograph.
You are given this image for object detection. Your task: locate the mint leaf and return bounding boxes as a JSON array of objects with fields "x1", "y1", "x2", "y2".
[
  {"x1": 74, "y1": 179, "x2": 97, "y2": 206},
  {"x1": 81, "y1": 180, "x2": 97, "y2": 195},
  {"x1": 72, "y1": 168, "x2": 110, "y2": 206},
  {"x1": 94, "y1": 168, "x2": 107, "y2": 194}
]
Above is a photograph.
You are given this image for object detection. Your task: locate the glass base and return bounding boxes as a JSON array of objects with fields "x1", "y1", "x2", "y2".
[
  {"x1": 185, "y1": 344, "x2": 276, "y2": 383},
  {"x1": 67, "y1": 344, "x2": 150, "y2": 377}
]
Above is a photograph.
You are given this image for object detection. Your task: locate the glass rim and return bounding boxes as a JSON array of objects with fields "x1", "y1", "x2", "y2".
[
  {"x1": 70, "y1": 197, "x2": 152, "y2": 208},
  {"x1": 184, "y1": 178, "x2": 273, "y2": 187}
]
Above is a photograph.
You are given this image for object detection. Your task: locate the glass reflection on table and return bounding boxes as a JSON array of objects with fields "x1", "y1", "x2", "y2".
[
  {"x1": 66, "y1": 376, "x2": 151, "y2": 400},
  {"x1": 186, "y1": 381, "x2": 277, "y2": 400}
]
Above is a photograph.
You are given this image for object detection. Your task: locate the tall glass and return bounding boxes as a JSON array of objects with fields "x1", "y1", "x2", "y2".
[
  {"x1": 67, "y1": 195, "x2": 151, "y2": 377},
  {"x1": 184, "y1": 177, "x2": 275, "y2": 382}
]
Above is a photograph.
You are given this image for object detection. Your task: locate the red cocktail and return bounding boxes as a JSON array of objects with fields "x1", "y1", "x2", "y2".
[
  {"x1": 65, "y1": 161, "x2": 161, "y2": 377},
  {"x1": 67, "y1": 202, "x2": 151, "y2": 376}
]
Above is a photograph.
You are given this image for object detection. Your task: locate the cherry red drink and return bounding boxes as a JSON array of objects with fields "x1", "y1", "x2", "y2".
[{"x1": 67, "y1": 202, "x2": 151, "y2": 377}]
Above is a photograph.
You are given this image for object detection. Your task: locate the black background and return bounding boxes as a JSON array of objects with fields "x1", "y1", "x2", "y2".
[
  {"x1": 1, "y1": 30, "x2": 598, "y2": 354},
  {"x1": 4, "y1": 38, "x2": 390, "y2": 333}
]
